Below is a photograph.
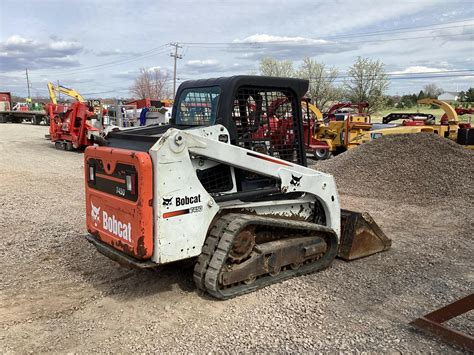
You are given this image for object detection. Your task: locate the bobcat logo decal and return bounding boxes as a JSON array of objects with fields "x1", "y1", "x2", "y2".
[
  {"x1": 290, "y1": 174, "x2": 302, "y2": 187},
  {"x1": 162, "y1": 197, "x2": 173, "y2": 207},
  {"x1": 91, "y1": 202, "x2": 101, "y2": 226}
]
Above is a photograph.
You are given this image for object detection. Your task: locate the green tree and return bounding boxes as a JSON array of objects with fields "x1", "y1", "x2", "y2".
[
  {"x1": 465, "y1": 88, "x2": 474, "y2": 102},
  {"x1": 297, "y1": 57, "x2": 339, "y2": 110},
  {"x1": 417, "y1": 90, "x2": 425, "y2": 100},
  {"x1": 343, "y1": 57, "x2": 389, "y2": 113},
  {"x1": 400, "y1": 94, "x2": 416, "y2": 108}
]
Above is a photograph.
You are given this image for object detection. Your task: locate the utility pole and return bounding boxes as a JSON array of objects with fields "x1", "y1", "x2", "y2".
[
  {"x1": 57, "y1": 80, "x2": 61, "y2": 101},
  {"x1": 169, "y1": 42, "x2": 183, "y2": 95},
  {"x1": 25, "y1": 68, "x2": 31, "y2": 101}
]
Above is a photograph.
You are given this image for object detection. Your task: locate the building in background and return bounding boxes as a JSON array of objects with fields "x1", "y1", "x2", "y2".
[{"x1": 438, "y1": 92, "x2": 459, "y2": 102}]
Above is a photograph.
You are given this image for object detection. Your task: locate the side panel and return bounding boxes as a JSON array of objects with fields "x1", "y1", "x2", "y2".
[
  {"x1": 149, "y1": 127, "x2": 222, "y2": 264},
  {"x1": 85, "y1": 146, "x2": 154, "y2": 259}
]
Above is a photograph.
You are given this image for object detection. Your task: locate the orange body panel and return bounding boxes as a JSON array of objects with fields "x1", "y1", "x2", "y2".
[{"x1": 84, "y1": 146, "x2": 154, "y2": 259}]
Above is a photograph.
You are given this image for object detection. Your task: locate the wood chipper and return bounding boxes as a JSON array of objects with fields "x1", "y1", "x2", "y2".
[
  {"x1": 84, "y1": 76, "x2": 391, "y2": 299},
  {"x1": 46, "y1": 82, "x2": 103, "y2": 150}
]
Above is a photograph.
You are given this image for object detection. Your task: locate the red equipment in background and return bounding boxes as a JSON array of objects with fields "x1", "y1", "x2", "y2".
[
  {"x1": 325, "y1": 102, "x2": 369, "y2": 121},
  {"x1": 441, "y1": 107, "x2": 474, "y2": 124},
  {"x1": 46, "y1": 102, "x2": 100, "y2": 150},
  {"x1": 124, "y1": 98, "x2": 173, "y2": 110}
]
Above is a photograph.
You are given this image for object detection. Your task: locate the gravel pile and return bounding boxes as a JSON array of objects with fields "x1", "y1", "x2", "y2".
[{"x1": 313, "y1": 133, "x2": 474, "y2": 204}]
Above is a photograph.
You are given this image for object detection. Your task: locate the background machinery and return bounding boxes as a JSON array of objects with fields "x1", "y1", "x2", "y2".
[
  {"x1": 104, "y1": 99, "x2": 173, "y2": 128},
  {"x1": 375, "y1": 99, "x2": 473, "y2": 149},
  {"x1": 84, "y1": 76, "x2": 390, "y2": 299},
  {"x1": 417, "y1": 98, "x2": 473, "y2": 147},
  {"x1": 304, "y1": 99, "x2": 474, "y2": 160},
  {"x1": 0, "y1": 91, "x2": 47, "y2": 125},
  {"x1": 47, "y1": 82, "x2": 86, "y2": 105},
  {"x1": 46, "y1": 82, "x2": 102, "y2": 150},
  {"x1": 304, "y1": 102, "x2": 373, "y2": 159}
]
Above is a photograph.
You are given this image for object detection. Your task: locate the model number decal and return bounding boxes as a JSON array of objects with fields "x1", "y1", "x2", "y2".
[
  {"x1": 116, "y1": 186, "x2": 126, "y2": 196},
  {"x1": 189, "y1": 205, "x2": 203, "y2": 213}
]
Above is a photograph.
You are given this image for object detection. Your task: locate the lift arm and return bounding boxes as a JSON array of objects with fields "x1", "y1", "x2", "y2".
[
  {"x1": 47, "y1": 82, "x2": 86, "y2": 105},
  {"x1": 417, "y1": 98, "x2": 458, "y2": 122}
]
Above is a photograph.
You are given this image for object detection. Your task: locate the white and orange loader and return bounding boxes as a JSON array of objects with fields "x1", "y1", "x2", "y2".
[{"x1": 84, "y1": 76, "x2": 391, "y2": 299}]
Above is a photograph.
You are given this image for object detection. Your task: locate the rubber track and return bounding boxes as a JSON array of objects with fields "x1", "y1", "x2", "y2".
[
  {"x1": 196, "y1": 213, "x2": 338, "y2": 299},
  {"x1": 193, "y1": 217, "x2": 229, "y2": 290}
]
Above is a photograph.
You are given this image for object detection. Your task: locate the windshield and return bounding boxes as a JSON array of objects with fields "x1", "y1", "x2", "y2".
[{"x1": 176, "y1": 86, "x2": 221, "y2": 126}]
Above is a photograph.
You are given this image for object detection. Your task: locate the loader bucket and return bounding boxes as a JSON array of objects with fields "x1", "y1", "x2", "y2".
[{"x1": 338, "y1": 209, "x2": 391, "y2": 260}]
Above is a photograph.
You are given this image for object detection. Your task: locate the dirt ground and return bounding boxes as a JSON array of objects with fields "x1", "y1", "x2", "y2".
[{"x1": 0, "y1": 124, "x2": 472, "y2": 353}]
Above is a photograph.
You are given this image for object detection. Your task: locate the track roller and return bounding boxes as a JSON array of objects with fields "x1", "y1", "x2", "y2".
[{"x1": 194, "y1": 213, "x2": 338, "y2": 299}]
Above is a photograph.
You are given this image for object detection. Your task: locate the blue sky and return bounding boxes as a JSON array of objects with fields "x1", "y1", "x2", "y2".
[{"x1": 1, "y1": 0, "x2": 473, "y2": 98}]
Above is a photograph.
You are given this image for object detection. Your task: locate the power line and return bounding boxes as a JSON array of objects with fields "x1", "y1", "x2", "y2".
[
  {"x1": 44, "y1": 45, "x2": 170, "y2": 77},
  {"x1": 332, "y1": 69, "x2": 474, "y2": 79},
  {"x1": 52, "y1": 49, "x2": 170, "y2": 75},
  {"x1": 340, "y1": 31, "x2": 473, "y2": 44},
  {"x1": 182, "y1": 31, "x2": 472, "y2": 49},
  {"x1": 181, "y1": 21, "x2": 473, "y2": 49},
  {"x1": 329, "y1": 73, "x2": 474, "y2": 83},
  {"x1": 322, "y1": 20, "x2": 474, "y2": 39}
]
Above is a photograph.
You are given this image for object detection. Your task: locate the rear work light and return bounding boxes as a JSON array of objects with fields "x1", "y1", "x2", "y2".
[
  {"x1": 89, "y1": 165, "x2": 95, "y2": 183},
  {"x1": 126, "y1": 174, "x2": 136, "y2": 194}
]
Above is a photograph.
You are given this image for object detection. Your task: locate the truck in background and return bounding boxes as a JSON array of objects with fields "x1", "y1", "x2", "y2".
[{"x1": 0, "y1": 92, "x2": 48, "y2": 125}]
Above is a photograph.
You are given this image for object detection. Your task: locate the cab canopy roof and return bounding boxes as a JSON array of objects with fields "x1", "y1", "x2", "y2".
[
  {"x1": 176, "y1": 75, "x2": 309, "y2": 98},
  {"x1": 173, "y1": 75, "x2": 309, "y2": 125}
]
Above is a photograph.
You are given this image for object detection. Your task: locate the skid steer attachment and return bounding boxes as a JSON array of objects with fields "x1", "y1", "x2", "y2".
[{"x1": 338, "y1": 209, "x2": 391, "y2": 260}]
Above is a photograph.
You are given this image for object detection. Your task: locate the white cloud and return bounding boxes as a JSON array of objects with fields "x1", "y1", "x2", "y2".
[
  {"x1": 0, "y1": 35, "x2": 82, "y2": 72},
  {"x1": 229, "y1": 34, "x2": 357, "y2": 60},
  {"x1": 389, "y1": 66, "x2": 446, "y2": 75},
  {"x1": 233, "y1": 34, "x2": 329, "y2": 45},
  {"x1": 186, "y1": 59, "x2": 220, "y2": 67},
  {"x1": 95, "y1": 48, "x2": 138, "y2": 57}
]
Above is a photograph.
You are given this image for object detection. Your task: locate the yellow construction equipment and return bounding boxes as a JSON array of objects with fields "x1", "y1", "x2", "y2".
[
  {"x1": 416, "y1": 98, "x2": 463, "y2": 142},
  {"x1": 306, "y1": 102, "x2": 373, "y2": 159},
  {"x1": 372, "y1": 99, "x2": 473, "y2": 149},
  {"x1": 47, "y1": 82, "x2": 86, "y2": 105},
  {"x1": 309, "y1": 99, "x2": 474, "y2": 159}
]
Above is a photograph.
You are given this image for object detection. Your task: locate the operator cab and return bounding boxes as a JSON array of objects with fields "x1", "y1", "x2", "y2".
[
  {"x1": 104, "y1": 75, "x2": 309, "y2": 198},
  {"x1": 106, "y1": 75, "x2": 308, "y2": 167}
]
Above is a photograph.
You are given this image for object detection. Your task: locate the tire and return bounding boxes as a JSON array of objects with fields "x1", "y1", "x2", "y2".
[
  {"x1": 31, "y1": 116, "x2": 40, "y2": 125},
  {"x1": 314, "y1": 148, "x2": 332, "y2": 160},
  {"x1": 0, "y1": 114, "x2": 6, "y2": 123}
]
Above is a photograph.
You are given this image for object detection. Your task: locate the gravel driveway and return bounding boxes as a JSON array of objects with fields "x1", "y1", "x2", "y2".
[{"x1": 1, "y1": 124, "x2": 472, "y2": 353}]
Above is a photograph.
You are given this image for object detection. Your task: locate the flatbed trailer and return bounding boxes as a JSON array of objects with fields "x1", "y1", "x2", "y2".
[
  {"x1": 0, "y1": 110, "x2": 48, "y2": 125},
  {"x1": 0, "y1": 92, "x2": 48, "y2": 125}
]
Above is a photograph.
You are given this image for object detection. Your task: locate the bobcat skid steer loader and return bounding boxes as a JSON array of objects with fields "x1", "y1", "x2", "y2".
[{"x1": 84, "y1": 76, "x2": 391, "y2": 299}]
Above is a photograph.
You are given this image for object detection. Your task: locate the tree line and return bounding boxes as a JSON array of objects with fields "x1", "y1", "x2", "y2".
[
  {"x1": 259, "y1": 56, "x2": 388, "y2": 114},
  {"x1": 130, "y1": 56, "x2": 473, "y2": 114}
]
